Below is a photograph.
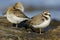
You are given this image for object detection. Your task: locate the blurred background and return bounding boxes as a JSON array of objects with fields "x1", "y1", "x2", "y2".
[{"x1": 0, "y1": 0, "x2": 60, "y2": 21}]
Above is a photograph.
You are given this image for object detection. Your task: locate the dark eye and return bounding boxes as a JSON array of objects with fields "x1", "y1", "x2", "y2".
[
  {"x1": 49, "y1": 15, "x2": 51, "y2": 17},
  {"x1": 44, "y1": 13, "x2": 48, "y2": 15},
  {"x1": 42, "y1": 18, "x2": 44, "y2": 21}
]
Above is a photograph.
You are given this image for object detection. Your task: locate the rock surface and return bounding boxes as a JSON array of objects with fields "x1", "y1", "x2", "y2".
[{"x1": 0, "y1": 16, "x2": 60, "y2": 40}]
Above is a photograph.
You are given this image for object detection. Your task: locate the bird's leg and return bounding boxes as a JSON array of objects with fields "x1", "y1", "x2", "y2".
[
  {"x1": 40, "y1": 28, "x2": 41, "y2": 34},
  {"x1": 16, "y1": 24, "x2": 18, "y2": 28}
]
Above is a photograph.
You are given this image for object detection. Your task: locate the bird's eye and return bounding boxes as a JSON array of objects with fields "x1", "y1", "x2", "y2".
[
  {"x1": 44, "y1": 13, "x2": 48, "y2": 15},
  {"x1": 49, "y1": 15, "x2": 51, "y2": 17}
]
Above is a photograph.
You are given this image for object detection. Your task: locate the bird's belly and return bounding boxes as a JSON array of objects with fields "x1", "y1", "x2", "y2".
[
  {"x1": 7, "y1": 14, "x2": 28, "y2": 23},
  {"x1": 32, "y1": 19, "x2": 51, "y2": 28}
]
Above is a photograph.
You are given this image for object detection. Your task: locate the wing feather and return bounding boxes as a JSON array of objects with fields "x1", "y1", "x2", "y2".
[
  {"x1": 31, "y1": 13, "x2": 44, "y2": 25},
  {"x1": 7, "y1": 6, "x2": 28, "y2": 18}
]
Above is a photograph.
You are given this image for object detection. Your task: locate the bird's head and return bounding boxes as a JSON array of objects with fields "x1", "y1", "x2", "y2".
[
  {"x1": 14, "y1": 2, "x2": 24, "y2": 12},
  {"x1": 42, "y1": 10, "x2": 51, "y2": 17}
]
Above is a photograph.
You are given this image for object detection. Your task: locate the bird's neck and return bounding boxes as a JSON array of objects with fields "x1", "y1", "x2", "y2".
[{"x1": 43, "y1": 15, "x2": 51, "y2": 21}]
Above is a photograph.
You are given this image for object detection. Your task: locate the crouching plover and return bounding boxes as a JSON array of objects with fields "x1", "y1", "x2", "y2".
[
  {"x1": 29, "y1": 10, "x2": 51, "y2": 34},
  {"x1": 6, "y1": 2, "x2": 29, "y2": 28}
]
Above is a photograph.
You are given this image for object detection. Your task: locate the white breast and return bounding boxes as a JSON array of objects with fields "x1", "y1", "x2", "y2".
[
  {"x1": 6, "y1": 13, "x2": 28, "y2": 24},
  {"x1": 32, "y1": 18, "x2": 51, "y2": 28}
]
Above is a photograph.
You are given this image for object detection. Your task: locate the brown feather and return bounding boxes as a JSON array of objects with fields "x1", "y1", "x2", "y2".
[
  {"x1": 30, "y1": 10, "x2": 50, "y2": 25},
  {"x1": 7, "y1": 6, "x2": 28, "y2": 18},
  {"x1": 30, "y1": 13, "x2": 44, "y2": 25}
]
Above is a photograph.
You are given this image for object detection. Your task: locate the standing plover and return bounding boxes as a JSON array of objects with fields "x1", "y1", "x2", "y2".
[
  {"x1": 29, "y1": 10, "x2": 51, "y2": 34},
  {"x1": 6, "y1": 4, "x2": 29, "y2": 28}
]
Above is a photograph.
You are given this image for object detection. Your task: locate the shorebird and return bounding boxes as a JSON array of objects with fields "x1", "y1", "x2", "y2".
[
  {"x1": 6, "y1": 3, "x2": 29, "y2": 28},
  {"x1": 29, "y1": 10, "x2": 51, "y2": 34}
]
